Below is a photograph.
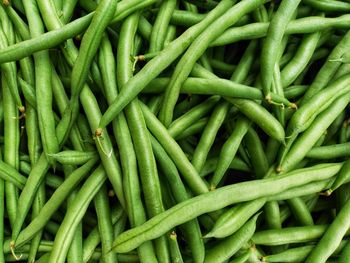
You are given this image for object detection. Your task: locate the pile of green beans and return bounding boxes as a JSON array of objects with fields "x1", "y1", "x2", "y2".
[{"x1": 1, "y1": 0, "x2": 350, "y2": 262}]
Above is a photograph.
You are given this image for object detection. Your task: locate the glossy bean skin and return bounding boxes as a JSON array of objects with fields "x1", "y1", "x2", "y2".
[
  {"x1": 252, "y1": 225, "x2": 331, "y2": 246},
  {"x1": 303, "y1": 0, "x2": 350, "y2": 12},
  {"x1": 212, "y1": 14, "x2": 350, "y2": 47},
  {"x1": 260, "y1": 0, "x2": 301, "y2": 96},
  {"x1": 225, "y1": 98, "x2": 285, "y2": 143},
  {"x1": 0, "y1": 161, "x2": 26, "y2": 189},
  {"x1": 205, "y1": 198, "x2": 266, "y2": 238},
  {"x1": 149, "y1": 0, "x2": 177, "y2": 52},
  {"x1": 263, "y1": 241, "x2": 347, "y2": 263},
  {"x1": 112, "y1": 163, "x2": 341, "y2": 253},
  {"x1": 281, "y1": 31, "x2": 321, "y2": 88},
  {"x1": 306, "y1": 143, "x2": 350, "y2": 159},
  {"x1": 143, "y1": 77, "x2": 263, "y2": 99},
  {"x1": 48, "y1": 150, "x2": 98, "y2": 165}
]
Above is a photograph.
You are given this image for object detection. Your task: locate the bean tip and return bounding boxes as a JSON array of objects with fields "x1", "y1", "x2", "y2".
[
  {"x1": 276, "y1": 166, "x2": 283, "y2": 173},
  {"x1": 95, "y1": 128, "x2": 103, "y2": 137},
  {"x1": 10, "y1": 241, "x2": 22, "y2": 261}
]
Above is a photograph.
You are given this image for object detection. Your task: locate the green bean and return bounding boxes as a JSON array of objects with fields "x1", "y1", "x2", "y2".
[
  {"x1": 327, "y1": 160, "x2": 350, "y2": 195},
  {"x1": 302, "y1": 30, "x2": 350, "y2": 103},
  {"x1": 17, "y1": 77, "x2": 36, "y2": 109},
  {"x1": 205, "y1": 198, "x2": 266, "y2": 238},
  {"x1": 0, "y1": 1, "x2": 157, "y2": 63},
  {"x1": 138, "y1": 15, "x2": 152, "y2": 41},
  {"x1": 149, "y1": 0, "x2": 177, "y2": 52},
  {"x1": 51, "y1": 69, "x2": 85, "y2": 152},
  {"x1": 0, "y1": 160, "x2": 26, "y2": 189},
  {"x1": 64, "y1": 165, "x2": 83, "y2": 263},
  {"x1": 200, "y1": 156, "x2": 250, "y2": 178},
  {"x1": 281, "y1": 31, "x2": 321, "y2": 88},
  {"x1": 150, "y1": 134, "x2": 205, "y2": 263},
  {"x1": 284, "y1": 85, "x2": 308, "y2": 99},
  {"x1": 260, "y1": 0, "x2": 301, "y2": 96},
  {"x1": 278, "y1": 92, "x2": 350, "y2": 172},
  {"x1": 306, "y1": 143, "x2": 350, "y2": 159},
  {"x1": 204, "y1": 213, "x2": 259, "y2": 263},
  {"x1": 80, "y1": 86, "x2": 126, "y2": 209},
  {"x1": 98, "y1": 33, "x2": 158, "y2": 263},
  {"x1": 140, "y1": 102, "x2": 209, "y2": 195},
  {"x1": 93, "y1": 184, "x2": 117, "y2": 263},
  {"x1": 287, "y1": 75, "x2": 350, "y2": 137},
  {"x1": 244, "y1": 127, "x2": 268, "y2": 178},
  {"x1": 212, "y1": 14, "x2": 350, "y2": 47},
  {"x1": 175, "y1": 118, "x2": 208, "y2": 140},
  {"x1": 11, "y1": 158, "x2": 98, "y2": 249},
  {"x1": 286, "y1": 197, "x2": 314, "y2": 226},
  {"x1": 159, "y1": 0, "x2": 265, "y2": 127},
  {"x1": 24, "y1": 0, "x2": 59, "y2": 167},
  {"x1": 170, "y1": 9, "x2": 205, "y2": 26},
  {"x1": 2, "y1": 68, "x2": 19, "y2": 229},
  {"x1": 82, "y1": 207, "x2": 124, "y2": 262},
  {"x1": 191, "y1": 101, "x2": 229, "y2": 173},
  {"x1": 168, "y1": 96, "x2": 220, "y2": 139},
  {"x1": 112, "y1": 163, "x2": 341, "y2": 253},
  {"x1": 27, "y1": 184, "x2": 45, "y2": 262},
  {"x1": 305, "y1": 197, "x2": 350, "y2": 262},
  {"x1": 225, "y1": 98, "x2": 285, "y2": 143},
  {"x1": 339, "y1": 239, "x2": 350, "y2": 263},
  {"x1": 61, "y1": 0, "x2": 79, "y2": 23},
  {"x1": 143, "y1": 77, "x2": 264, "y2": 99},
  {"x1": 47, "y1": 150, "x2": 98, "y2": 165},
  {"x1": 303, "y1": 0, "x2": 350, "y2": 12},
  {"x1": 69, "y1": 0, "x2": 116, "y2": 105},
  {"x1": 49, "y1": 166, "x2": 106, "y2": 263},
  {"x1": 168, "y1": 231, "x2": 184, "y2": 263},
  {"x1": 0, "y1": 14, "x2": 23, "y2": 113},
  {"x1": 0, "y1": 159, "x2": 3, "y2": 263},
  {"x1": 184, "y1": 0, "x2": 218, "y2": 9},
  {"x1": 263, "y1": 241, "x2": 347, "y2": 262},
  {"x1": 252, "y1": 225, "x2": 331, "y2": 246},
  {"x1": 97, "y1": 0, "x2": 235, "y2": 130},
  {"x1": 117, "y1": 12, "x2": 170, "y2": 263},
  {"x1": 210, "y1": 116, "x2": 251, "y2": 188},
  {"x1": 2, "y1": 5, "x2": 30, "y2": 40}
]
